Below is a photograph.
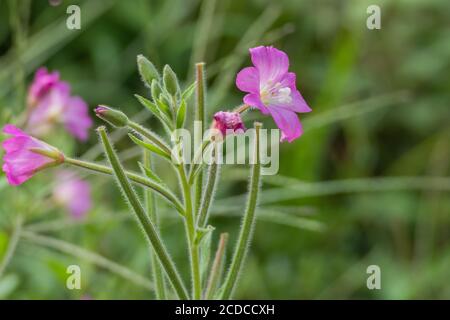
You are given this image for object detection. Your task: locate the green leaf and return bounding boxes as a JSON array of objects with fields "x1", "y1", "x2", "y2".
[
  {"x1": 197, "y1": 225, "x2": 214, "y2": 283},
  {"x1": 138, "y1": 161, "x2": 163, "y2": 184},
  {"x1": 135, "y1": 94, "x2": 172, "y2": 127},
  {"x1": 135, "y1": 94, "x2": 161, "y2": 117},
  {"x1": 176, "y1": 99, "x2": 187, "y2": 129},
  {"x1": 137, "y1": 54, "x2": 160, "y2": 87},
  {"x1": 163, "y1": 64, "x2": 180, "y2": 96},
  {"x1": 0, "y1": 274, "x2": 19, "y2": 299},
  {"x1": 0, "y1": 231, "x2": 8, "y2": 259},
  {"x1": 151, "y1": 79, "x2": 162, "y2": 102},
  {"x1": 129, "y1": 134, "x2": 171, "y2": 160},
  {"x1": 156, "y1": 97, "x2": 173, "y2": 119},
  {"x1": 182, "y1": 81, "x2": 196, "y2": 101}
]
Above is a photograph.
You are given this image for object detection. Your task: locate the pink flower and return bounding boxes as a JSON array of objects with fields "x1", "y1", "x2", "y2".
[
  {"x1": 26, "y1": 68, "x2": 92, "y2": 141},
  {"x1": 53, "y1": 171, "x2": 91, "y2": 219},
  {"x1": 62, "y1": 96, "x2": 92, "y2": 141},
  {"x1": 213, "y1": 111, "x2": 246, "y2": 136},
  {"x1": 236, "y1": 46, "x2": 311, "y2": 142},
  {"x1": 27, "y1": 68, "x2": 66, "y2": 107},
  {"x1": 2, "y1": 124, "x2": 64, "y2": 186}
]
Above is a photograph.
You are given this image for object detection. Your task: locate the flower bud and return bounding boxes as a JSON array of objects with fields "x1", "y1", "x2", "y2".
[
  {"x1": 212, "y1": 111, "x2": 246, "y2": 136},
  {"x1": 163, "y1": 64, "x2": 180, "y2": 96},
  {"x1": 137, "y1": 54, "x2": 160, "y2": 87},
  {"x1": 95, "y1": 105, "x2": 129, "y2": 128}
]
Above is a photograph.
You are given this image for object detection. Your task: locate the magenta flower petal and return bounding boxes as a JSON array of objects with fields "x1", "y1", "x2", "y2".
[
  {"x1": 235, "y1": 46, "x2": 311, "y2": 142},
  {"x1": 236, "y1": 67, "x2": 260, "y2": 93},
  {"x1": 62, "y1": 96, "x2": 93, "y2": 141},
  {"x1": 27, "y1": 87, "x2": 70, "y2": 137},
  {"x1": 250, "y1": 46, "x2": 289, "y2": 83},
  {"x1": 268, "y1": 107, "x2": 303, "y2": 143},
  {"x1": 27, "y1": 68, "x2": 61, "y2": 107},
  {"x1": 25, "y1": 67, "x2": 92, "y2": 141},
  {"x1": 2, "y1": 124, "x2": 64, "y2": 185},
  {"x1": 213, "y1": 111, "x2": 246, "y2": 136},
  {"x1": 54, "y1": 171, "x2": 91, "y2": 219},
  {"x1": 243, "y1": 93, "x2": 270, "y2": 114}
]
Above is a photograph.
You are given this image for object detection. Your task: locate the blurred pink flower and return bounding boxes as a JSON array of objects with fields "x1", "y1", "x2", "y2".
[
  {"x1": 236, "y1": 46, "x2": 311, "y2": 142},
  {"x1": 26, "y1": 68, "x2": 92, "y2": 141},
  {"x1": 27, "y1": 68, "x2": 67, "y2": 107},
  {"x1": 2, "y1": 124, "x2": 64, "y2": 185},
  {"x1": 53, "y1": 171, "x2": 91, "y2": 219},
  {"x1": 213, "y1": 111, "x2": 246, "y2": 136}
]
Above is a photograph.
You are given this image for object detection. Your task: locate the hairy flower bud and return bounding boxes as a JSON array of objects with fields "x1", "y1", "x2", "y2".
[
  {"x1": 95, "y1": 105, "x2": 129, "y2": 128},
  {"x1": 137, "y1": 54, "x2": 160, "y2": 87},
  {"x1": 163, "y1": 65, "x2": 180, "y2": 96},
  {"x1": 212, "y1": 111, "x2": 246, "y2": 137}
]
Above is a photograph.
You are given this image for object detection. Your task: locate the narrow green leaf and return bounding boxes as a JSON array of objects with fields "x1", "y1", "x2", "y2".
[
  {"x1": 176, "y1": 99, "x2": 187, "y2": 129},
  {"x1": 198, "y1": 225, "x2": 214, "y2": 285},
  {"x1": 150, "y1": 79, "x2": 162, "y2": 102},
  {"x1": 182, "y1": 81, "x2": 196, "y2": 101},
  {"x1": 135, "y1": 94, "x2": 174, "y2": 129},
  {"x1": 163, "y1": 64, "x2": 180, "y2": 96},
  {"x1": 138, "y1": 161, "x2": 163, "y2": 184},
  {"x1": 137, "y1": 54, "x2": 160, "y2": 87},
  {"x1": 156, "y1": 97, "x2": 173, "y2": 119},
  {"x1": 128, "y1": 134, "x2": 171, "y2": 160}
]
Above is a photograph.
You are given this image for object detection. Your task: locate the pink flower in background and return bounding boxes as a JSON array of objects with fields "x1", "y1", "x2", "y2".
[
  {"x1": 2, "y1": 124, "x2": 64, "y2": 186},
  {"x1": 27, "y1": 68, "x2": 67, "y2": 107},
  {"x1": 53, "y1": 171, "x2": 91, "y2": 219},
  {"x1": 213, "y1": 111, "x2": 246, "y2": 136},
  {"x1": 26, "y1": 68, "x2": 92, "y2": 141},
  {"x1": 236, "y1": 46, "x2": 311, "y2": 142}
]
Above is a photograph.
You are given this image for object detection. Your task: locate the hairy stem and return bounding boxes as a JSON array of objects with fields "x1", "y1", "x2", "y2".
[
  {"x1": 194, "y1": 63, "x2": 206, "y2": 214},
  {"x1": 65, "y1": 157, "x2": 184, "y2": 215},
  {"x1": 178, "y1": 164, "x2": 202, "y2": 300},
  {"x1": 220, "y1": 123, "x2": 262, "y2": 299},
  {"x1": 205, "y1": 233, "x2": 228, "y2": 299},
  {"x1": 98, "y1": 127, "x2": 188, "y2": 300},
  {"x1": 143, "y1": 151, "x2": 167, "y2": 300},
  {"x1": 197, "y1": 149, "x2": 220, "y2": 228}
]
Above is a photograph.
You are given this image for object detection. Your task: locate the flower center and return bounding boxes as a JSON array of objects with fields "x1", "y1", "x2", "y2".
[{"x1": 260, "y1": 82, "x2": 292, "y2": 106}]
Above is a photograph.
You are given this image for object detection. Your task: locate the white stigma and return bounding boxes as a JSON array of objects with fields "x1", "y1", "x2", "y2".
[{"x1": 275, "y1": 87, "x2": 292, "y2": 104}]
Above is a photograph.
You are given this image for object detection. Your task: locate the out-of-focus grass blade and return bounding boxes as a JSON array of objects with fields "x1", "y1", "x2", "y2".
[
  {"x1": 0, "y1": 274, "x2": 19, "y2": 299},
  {"x1": 303, "y1": 91, "x2": 410, "y2": 132},
  {"x1": 219, "y1": 175, "x2": 450, "y2": 205},
  {"x1": 21, "y1": 231, "x2": 154, "y2": 291}
]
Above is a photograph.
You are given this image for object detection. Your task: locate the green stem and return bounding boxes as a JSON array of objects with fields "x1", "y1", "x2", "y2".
[
  {"x1": 194, "y1": 63, "x2": 206, "y2": 214},
  {"x1": 98, "y1": 126, "x2": 189, "y2": 300},
  {"x1": 188, "y1": 139, "x2": 211, "y2": 184},
  {"x1": 143, "y1": 151, "x2": 167, "y2": 300},
  {"x1": 197, "y1": 149, "x2": 220, "y2": 228},
  {"x1": 178, "y1": 164, "x2": 202, "y2": 300},
  {"x1": 205, "y1": 233, "x2": 228, "y2": 299},
  {"x1": 220, "y1": 123, "x2": 262, "y2": 300},
  {"x1": 65, "y1": 157, "x2": 184, "y2": 215}
]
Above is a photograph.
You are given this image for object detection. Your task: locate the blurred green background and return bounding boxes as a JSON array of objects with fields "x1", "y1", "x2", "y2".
[{"x1": 0, "y1": 0, "x2": 449, "y2": 299}]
